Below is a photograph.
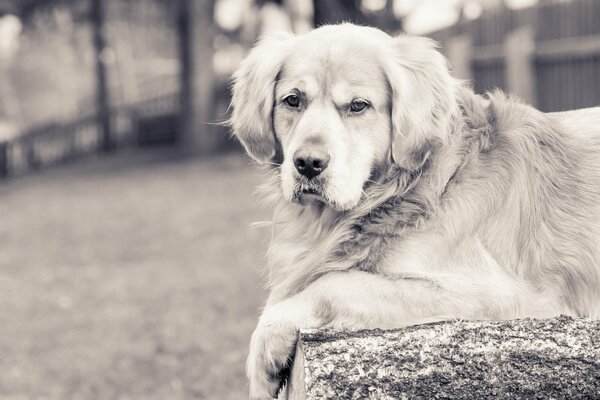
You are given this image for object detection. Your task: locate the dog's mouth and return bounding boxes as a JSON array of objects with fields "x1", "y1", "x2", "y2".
[
  {"x1": 301, "y1": 187, "x2": 321, "y2": 196},
  {"x1": 300, "y1": 188, "x2": 324, "y2": 203},
  {"x1": 292, "y1": 179, "x2": 327, "y2": 205}
]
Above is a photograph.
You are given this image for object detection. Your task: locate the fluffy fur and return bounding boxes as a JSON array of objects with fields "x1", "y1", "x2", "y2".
[{"x1": 230, "y1": 23, "x2": 600, "y2": 399}]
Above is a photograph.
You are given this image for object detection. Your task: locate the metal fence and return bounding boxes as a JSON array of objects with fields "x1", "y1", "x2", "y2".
[
  {"x1": 0, "y1": 95, "x2": 175, "y2": 178},
  {"x1": 0, "y1": 1, "x2": 180, "y2": 179},
  {"x1": 430, "y1": 0, "x2": 600, "y2": 113}
]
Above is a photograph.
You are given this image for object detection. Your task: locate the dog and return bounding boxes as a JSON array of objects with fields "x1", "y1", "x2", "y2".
[{"x1": 230, "y1": 23, "x2": 600, "y2": 399}]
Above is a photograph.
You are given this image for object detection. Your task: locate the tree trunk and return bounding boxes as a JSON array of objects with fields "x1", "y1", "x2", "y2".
[
  {"x1": 312, "y1": 0, "x2": 367, "y2": 27},
  {"x1": 177, "y1": 0, "x2": 218, "y2": 155},
  {"x1": 312, "y1": 0, "x2": 401, "y2": 33},
  {"x1": 283, "y1": 316, "x2": 600, "y2": 399},
  {"x1": 91, "y1": 0, "x2": 112, "y2": 152}
]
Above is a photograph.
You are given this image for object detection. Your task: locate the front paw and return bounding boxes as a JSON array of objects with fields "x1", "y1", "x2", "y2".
[{"x1": 247, "y1": 320, "x2": 298, "y2": 399}]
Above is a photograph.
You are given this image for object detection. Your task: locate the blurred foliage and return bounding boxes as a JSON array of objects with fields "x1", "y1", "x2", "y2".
[
  {"x1": 0, "y1": 0, "x2": 89, "y2": 22},
  {"x1": 0, "y1": 0, "x2": 171, "y2": 25}
]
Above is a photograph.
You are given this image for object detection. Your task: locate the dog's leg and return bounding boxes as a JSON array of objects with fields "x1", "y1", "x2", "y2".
[{"x1": 247, "y1": 270, "x2": 561, "y2": 399}]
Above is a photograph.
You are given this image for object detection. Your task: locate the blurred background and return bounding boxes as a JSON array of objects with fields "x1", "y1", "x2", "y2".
[{"x1": 0, "y1": 0, "x2": 598, "y2": 399}]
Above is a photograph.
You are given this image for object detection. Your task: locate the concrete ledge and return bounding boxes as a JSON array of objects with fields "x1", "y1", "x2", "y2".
[{"x1": 282, "y1": 316, "x2": 600, "y2": 399}]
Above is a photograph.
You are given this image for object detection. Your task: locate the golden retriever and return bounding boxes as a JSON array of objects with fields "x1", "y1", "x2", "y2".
[{"x1": 230, "y1": 23, "x2": 600, "y2": 399}]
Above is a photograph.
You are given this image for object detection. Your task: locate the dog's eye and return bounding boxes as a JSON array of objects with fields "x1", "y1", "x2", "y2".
[
  {"x1": 284, "y1": 94, "x2": 300, "y2": 108},
  {"x1": 350, "y1": 99, "x2": 369, "y2": 113}
]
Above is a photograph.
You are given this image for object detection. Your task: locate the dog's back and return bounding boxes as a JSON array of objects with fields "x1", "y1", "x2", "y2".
[
  {"x1": 550, "y1": 106, "x2": 600, "y2": 316},
  {"x1": 482, "y1": 100, "x2": 600, "y2": 316},
  {"x1": 550, "y1": 107, "x2": 600, "y2": 139}
]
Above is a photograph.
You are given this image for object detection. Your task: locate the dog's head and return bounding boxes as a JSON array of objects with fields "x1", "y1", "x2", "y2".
[{"x1": 231, "y1": 24, "x2": 457, "y2": 210}]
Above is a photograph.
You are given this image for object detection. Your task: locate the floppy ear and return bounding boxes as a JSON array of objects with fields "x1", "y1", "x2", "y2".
[
  {"x1": 230, "y1": 32, "x2": 294, "y2": 163},
  {"x1": 384, "y1": 35, "x2": 457, "y2": 170}
]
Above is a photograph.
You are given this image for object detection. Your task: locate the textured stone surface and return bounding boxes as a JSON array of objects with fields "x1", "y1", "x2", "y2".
[{"x1": 283, "y1": 316, "x2": 600, "y2": 399}]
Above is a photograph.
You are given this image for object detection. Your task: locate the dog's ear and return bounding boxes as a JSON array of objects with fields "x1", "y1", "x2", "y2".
[
  {"x1": 384, "y1": 35, "x2": 457, "y2": 170},
  {"x1": 230, "y1": 32, "x2": 294, "y2": 163}
]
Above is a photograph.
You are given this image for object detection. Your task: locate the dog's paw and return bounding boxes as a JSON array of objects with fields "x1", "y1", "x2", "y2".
[{"x1": 247, "y1": 319, "x2": 298, "y2": 399}]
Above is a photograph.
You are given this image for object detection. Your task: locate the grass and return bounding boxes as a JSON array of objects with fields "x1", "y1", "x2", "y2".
[{"x1": 0, "y1": 149, "x2": 270, "y2": 399}]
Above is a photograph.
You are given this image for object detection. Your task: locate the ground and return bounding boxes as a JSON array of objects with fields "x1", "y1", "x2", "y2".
[{"x1": 0, "y1": 149, "x2": 269, "y2": 399}]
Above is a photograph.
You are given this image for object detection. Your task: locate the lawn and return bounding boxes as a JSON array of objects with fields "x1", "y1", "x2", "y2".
[{"x1": 0, "y1": 149, "x2": 269, "y2": 399}]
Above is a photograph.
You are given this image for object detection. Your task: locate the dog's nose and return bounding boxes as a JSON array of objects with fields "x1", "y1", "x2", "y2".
[{"x1": 293, "y1": 149, "x2": 330, "y2": 179}]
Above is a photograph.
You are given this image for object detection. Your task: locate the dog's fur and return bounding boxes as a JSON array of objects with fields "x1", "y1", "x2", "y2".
[{"x1": 230, "y1": 23, "x2": 600, "y2": 399}]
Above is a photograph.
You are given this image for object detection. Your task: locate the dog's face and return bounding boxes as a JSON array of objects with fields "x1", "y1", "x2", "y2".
[
  {"x1": 273, "y1": 35, "x2": 392, "y2": 210},
  {"x1": 231, "y1": 24, "x2": 456, "y2": 210}
]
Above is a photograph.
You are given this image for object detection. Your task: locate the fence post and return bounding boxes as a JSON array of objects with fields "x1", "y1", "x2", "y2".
[
  {"x1": 0, "y1": 141, "x2": 8, "y2": 178},
  {"x1": 504, "y1": 26, "x2": 537, "y2": 106},
  {"x1": 447, "y1": 34, "x2": 473, "y2": 81}
]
